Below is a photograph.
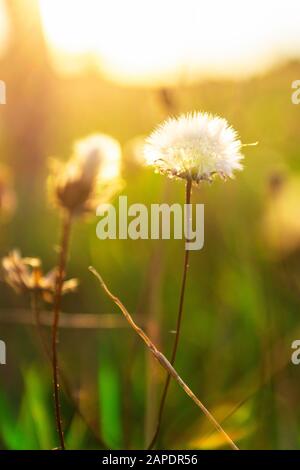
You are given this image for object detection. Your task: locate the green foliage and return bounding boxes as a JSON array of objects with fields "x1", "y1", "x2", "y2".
[
  {"x1": 1, "y1": 61, "x2": 300, "y2": 450},
  {"x1": 98, "y1": 345, "x2": 123, "y2": 449}
]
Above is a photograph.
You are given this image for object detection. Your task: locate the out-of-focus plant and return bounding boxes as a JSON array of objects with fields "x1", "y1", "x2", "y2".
[
  {"x1": 1, "y1": 250, "x2": 79, "y2": 449},
  {"x1": 0, "y1": 365, "x2": 88, "y2": 450},
  {"x1": 263, "y1": 175, "x2": 300, "y2": 257},
  {"x1": 0, "y1": 249, "x2": 111, "y2": 448},
  {"x1": 1, "y1": 250, "x2": 78, "y2": 304},
  {"x1": 144, "y1": 112, "x2": 246, "y2": 448},
  {"x1": 49, "y1": 133, "x2": 122, "y2": 449},
  {"x1": 0, "y1": 164, "x2": 16, "y2": 220}
]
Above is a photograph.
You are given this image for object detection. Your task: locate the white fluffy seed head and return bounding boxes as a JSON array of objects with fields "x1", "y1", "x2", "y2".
[
  {"x1": 144, "y1": 112, "x2": 244, "y2": 183},
  {"x1": 74, "y1": 134, "x2": 121, "y2": 182},
  {"x1": 53, "y1": 134, "x2": 122, "y2": 215}
]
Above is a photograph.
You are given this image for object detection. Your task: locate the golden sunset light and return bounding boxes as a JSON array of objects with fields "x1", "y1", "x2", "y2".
[
  {"x1": 39, "y1": 0, "x2": 300, "y2": 85},
  {"x1": 1, "y1": 0, "x2": 300, "y2": 456}
]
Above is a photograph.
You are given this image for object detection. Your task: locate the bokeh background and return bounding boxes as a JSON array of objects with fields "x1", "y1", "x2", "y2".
[{"x1": 1, "y1": 0, "x2": 300, "y2": 450}]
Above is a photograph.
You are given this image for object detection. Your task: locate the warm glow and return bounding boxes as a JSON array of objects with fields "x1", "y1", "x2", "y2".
[
  {"x1": 0, "y1": 0, "x2": 10, "y2": 58},
  {"x1": 39, "y1": 0, "x2": 300, "y2": 86}
]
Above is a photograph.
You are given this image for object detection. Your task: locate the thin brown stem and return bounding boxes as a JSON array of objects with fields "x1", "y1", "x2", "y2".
[
  {"x1": 148, "y1": 178, "x2": 192, "y2": 449},
  {"x1": 52, "y1": 211, "x2": 72, "y2": 450},
  {"x1": 30, "y1": 292, "x2": 107, "y2": 449},
  {"x1": 89, "y1": 266, "x2": 239, "y2": 451}
]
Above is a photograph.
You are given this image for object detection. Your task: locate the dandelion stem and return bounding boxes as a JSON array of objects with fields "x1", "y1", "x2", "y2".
[
  {"x1": 89, "y1": 266, "x2": 239, "y2": 451},
  {"x1": 148, "y1": 178, "x2": 192, "y2": 449},
  {"x1": 52, "y1": 211, "x2": 72, "y2": 450}
]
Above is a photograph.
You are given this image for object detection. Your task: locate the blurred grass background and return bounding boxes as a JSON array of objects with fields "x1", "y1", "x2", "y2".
[{"x1": 1, "y1": 0, "x2": 300, "y2": 450}]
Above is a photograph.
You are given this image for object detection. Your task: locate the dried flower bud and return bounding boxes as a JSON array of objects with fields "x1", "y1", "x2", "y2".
[{"x1": 1, "y1": 250, "x2": 78, "y2": 303}]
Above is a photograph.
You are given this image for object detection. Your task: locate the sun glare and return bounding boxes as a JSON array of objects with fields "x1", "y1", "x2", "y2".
[
  {"x1": 39, "y1": 0, "x2": 300, "y2": 86},
  {"x1": 0, "y1": 0, "x2": 10, "y2": 58}
]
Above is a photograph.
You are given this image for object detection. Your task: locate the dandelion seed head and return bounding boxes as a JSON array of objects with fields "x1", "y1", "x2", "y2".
[
  {"x1": 52, "y1": 133, "x2": 122, "y2": 215},
  {"x1": 144, "y1": 112, "x2": 244, "y2": 183},
  {"x1": 74, "y1": 134, "x2": 121, "y2": 182}
]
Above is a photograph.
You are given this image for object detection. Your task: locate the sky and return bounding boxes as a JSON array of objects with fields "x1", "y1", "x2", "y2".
[{"x1": 1, "y1": 0, "x2": 300, "y2": 85}]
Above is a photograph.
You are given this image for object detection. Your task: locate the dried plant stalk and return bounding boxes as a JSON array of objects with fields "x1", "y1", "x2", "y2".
[
  {"x1": 89, "y1": 266, "x2": 239, "y2": 451},
  {"x1": 30, "y1": 292, "x2": 107, "y2": 449},
  {"x1": 52, "y1": 212, "x2": 73, "y2": 450}
]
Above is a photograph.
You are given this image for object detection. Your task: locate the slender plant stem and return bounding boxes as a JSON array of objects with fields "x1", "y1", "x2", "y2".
[
  {"x1": 89, "y1": 266, "x2": 239, "y2": 451},
  {"x1": 30, "y1": 292, "x2": 108, "y2": 449},
  {"x1": 52, "y1": 211, "x2": 72, "y2": 450},
  {"x1": 148, "y1": 178, "x2": 192, "y2": 449}
]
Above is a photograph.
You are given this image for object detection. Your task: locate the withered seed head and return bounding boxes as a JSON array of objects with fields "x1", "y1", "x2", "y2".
[{"x1": 1, "y1": 250, "x2": 78, "y2": 303}]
